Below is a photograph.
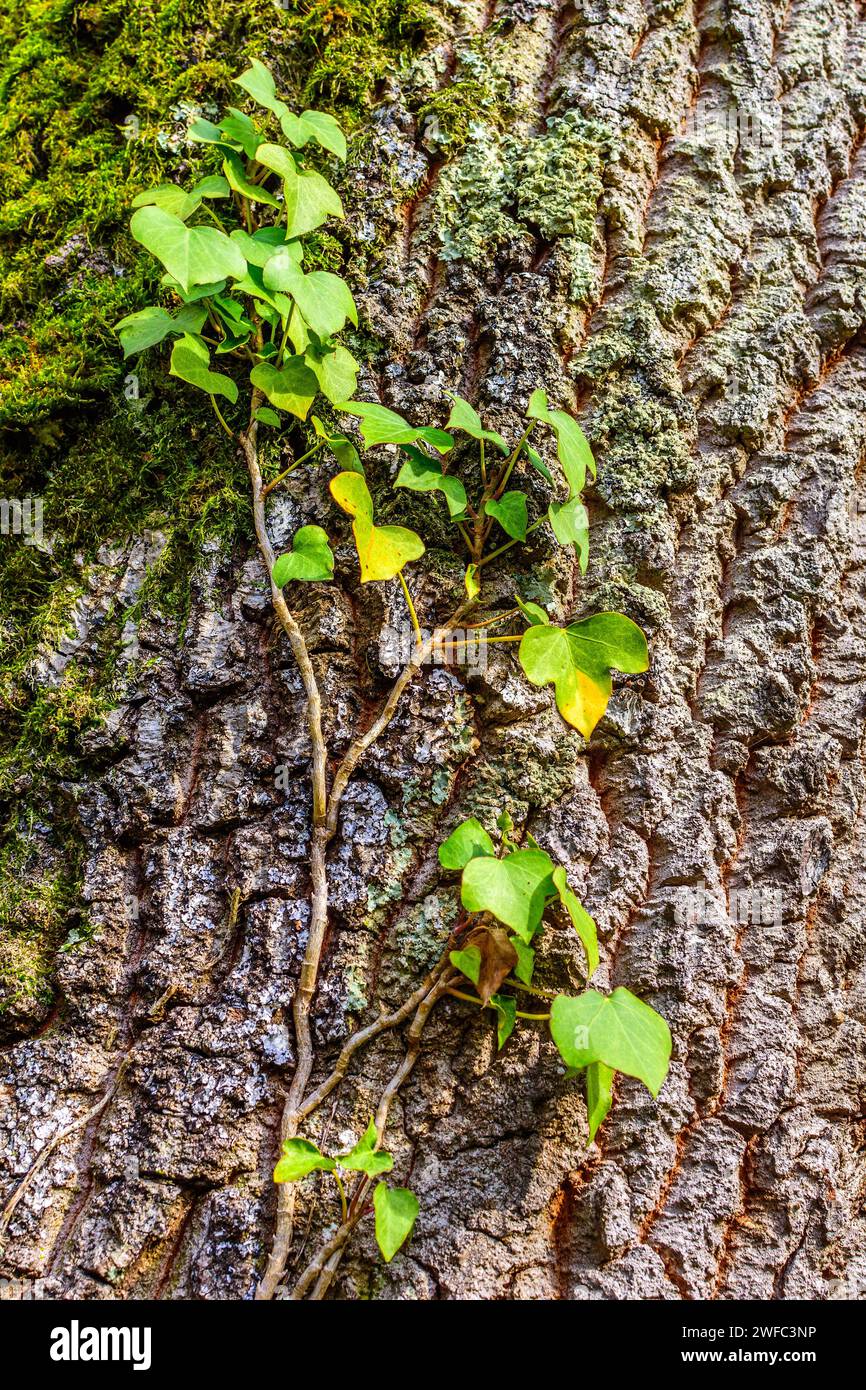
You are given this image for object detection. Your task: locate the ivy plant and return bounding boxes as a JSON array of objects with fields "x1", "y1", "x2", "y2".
[{"x1": 114, "y1": 60, "x2": 671, "y2": 1303}]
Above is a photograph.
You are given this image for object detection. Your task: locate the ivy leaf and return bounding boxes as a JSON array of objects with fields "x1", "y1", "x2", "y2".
[
  {"x1": 329, "y1": 472, "x2": 425, "y2": 582},
  {"x1": 552, "y1": 866, "x2": 599, "y2": 978},
  {"x1": 220, "y1": 108, "x2": 263, "y2": 159},
  {"x1": 339, "y1": 1119, "x2": 394, "y2": 1176},
  {"x1": 192, "y1": 174, "x2": 231, "y2": 200},
  {"x1": 131, "y1": 184, "x2": 199, "y2": 219},
  {"x1": 473, "y1": 925, "x2": 518, "y2": 1006},
  {"x1": 286, "y1": 168, "x2": 344, "y2": 238},
  {"x1": 449, "y1": 945, "x2": 481, "y2": 986},
  {"x1": 161, "y1": 274, "x2": 227, "y2": 302},
  {"x1": 250, "y1": 357, "x2": 319, "y2": 419},
  {"x1": 460, "y1": 848, "x2": 556, "y2": 943},
  {"x1": 255, "y1": 406, "x2": 281, "y2": 427},
  {"x1": 114, "y1": 304, "x2": 206, "y2": 357},
  {"x1": 465, "y1": 563, "x2": 481, "y2": 600},
  {"x1": 339, "y1": 402, "x2": 453, "y2": 454},
  {"x1": 169, "y1": 334, "x2": 238, "y2": 403},
  {"x1": 188, "y1": 116, "x2": 231, "y2": 146},
  {"x1": 305, "y1": 345, "x2": 360, "y2": 405},
  {"x1": 230, "y1": 226, "x2": 301, "y2": 268},
  {"x1": 586, "y1": 1062, "x2": 614, "y2": 1143},
  {"x1": 518, "y1": 613, "x2": 649, "y2": 738},
  {"x1": 438, "y1": 816, "x2": 495, "y2": 869},
  {"x1": 264, "y1": 254, "x2": 358, "y2": 336},
  {"x1": 445, "y1": 394, "x2": 508, "y2": 454},
  {"x1": 311, "y1": 415, "x2": 362, "y2": 473},
  {"x1": 273, "y1": 1137, "x2": 336, "y2": 1183},
  {"x1": 526, "y1": 444, "x2": 553, "y2": 484},
  {"x1": 233, "y1": 264, "x2": 291, "y2": 319},
  {"x1": 491, "y1": 994, "x2": 517, "y2": 1050},
  {"x1": 527, "y1": 389, "x2": 596, "y2": 495},
  {"x1": 511, "y1": 937, "x2": 535, "y2": 986},
  {"x1": 515, "y1": 596, "x2": 549, "y2": 626},
  {"x1": 395, "y1": 447, "x2": 468, "y2": 519},
  {"x1": 548, "y1": 497, "x2": 589, "y2": 571},
  {"x1": 272, "y1": 525, "x2": 334, "y2": 585},
  {"x1": 233, "y1": 58, "x2": 289, "y2": 119},
  {"x1": 223, "y1": 149, "x2": 279, "y2": 207},
  {"x1": 281, "y1": 109, "x2": 347, "y2": 160},
  {"x1": 373, "y1": 1184, "x2": 419, "y2": 1263},
  {"x1": 549, "y1": 988, "x2": 672, "y2": 1096},
  {"x1": 485, "y1": 491, "x2": 528, "y2": 541},
  {"x1": 130, "y1": 207, "x2": 246, "y2": 294}
]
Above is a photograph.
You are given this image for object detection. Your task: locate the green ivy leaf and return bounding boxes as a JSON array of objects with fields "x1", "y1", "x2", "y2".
[
  {"x1": 395, "y1": 447, "x2": 468, "y2": 519},
  {"x1": 460, "y1": 848, "x2": 556, "y2": 942},
  {"x1": 255, "y1": 406, "x2": 281, "y2": 427},
  {"x1": 518, "y1": 613, "x2": 649, "y2": 738},
  {"x1": 549, "y1": 988, "x2": 672, "y2": 1097},
  {"x1": 281, "y1": 109, "x2": 348, "y2": 160},
  {"x1": 286, "y1": 167, "x2": 344, "y2": 238},
  {"x1": 131, "y1": 184, "x2": 200, "y2": 219},
  {"x1": 491, "y1": 993, "x2": 517, "y2": 1050},
  {"x1": 373, "y1": 1184, "x2": 419, "y2": 1263},
  {"x1": 438, "y1": 816, "x2": 495, "y2": 869},
  {"x1": 465, "y1": 563, "x2": 481, "y2": 600},
  {"x1": 250, "y1": 357, "x2": 319, "y2": 419},
  {"x1": 272, "y1": 525, "x2": 334, "y2": 585},
  {"x1": 527, "y1": 389, "x2": 596, "y2": 495},
  {"x1": 188, "y1": 116, "x2": 230, "y2": 147},
  {"x1": 339, "y1": 402, "x2": 453, "y2": 454},
  {"x1": 264, "y1": 253, "x2": 358, "y2": 336},
  {"x1": 586, "y1": 1061, "x2": 614, "y2": 1143},
  {"x1": 223, "y1": 149, "x2": 279, "y2": 207},
  {"x1": 169, "y1": 334, "x2": 238, "y2": 403},
  {"x1": 130, "y1": 206, "x2": 246, "y2": 294},
  {"x1": 233, "y1": 58, "x2": 290, "y2": 119},
  {"x1": 548, "y1": 497, "x2": 589, "y2": 571},
  {"x1": 485, "y1": 491, "x2": 528, "y2": 541},
  {"x1": 305, "y1": 345, "x2": 359, "y2": 405},
  {"x1": 449, "y1": 945, "x2": 481, "y2": 986},
  {"x1": 526, "y1": 444, "x2": 553, "y2": 484},
  {"x1": 515, "y1": 596, "x2": 549, "y2": 626},
  {"x1": 273, "y1": 1137, "x2": 336, "y2": 1183},
  {"x1": 329, "y1": 471, "x2": 425, "y2": 582},
  {"x1": 552, "y1": 866, "x2": 598, "y2": 978},
  {"x1": 444, "y1": 394, "x2": 508, "y2": 453},
  {"x1": 161, "y1": 274, "x2": 227, "y2": 302},
  {"x1": 220, "y1": 108, "x2": 263, "y2": 159},
  {"x1": 339, "y1": 1119, "x2": 394, "y2": 1176},
  {"x1": 230, "y1": 226, "x2": 301, "y2": 269},
  {"x1": 510, "y1": 937, "x2": 535, "y2": 986},
  {"x1": 114, "y1": 304, "x2": 206, "y2": 358},
  {"x1": 311, "y1": 415, "x2": 363, "y2": 473}
]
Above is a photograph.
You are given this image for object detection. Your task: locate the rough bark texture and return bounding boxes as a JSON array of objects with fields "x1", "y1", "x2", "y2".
[{"x1": 3, "y1": 0, "x2": 866, "y2": 1300}]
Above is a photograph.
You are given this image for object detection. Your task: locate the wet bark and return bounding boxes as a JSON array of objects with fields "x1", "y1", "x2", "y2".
[{"x1": 3, "y1": 0, "x2": 866, "y2": 1300}]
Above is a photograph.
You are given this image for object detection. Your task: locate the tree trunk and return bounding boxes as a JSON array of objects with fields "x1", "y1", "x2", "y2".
[{"x1": 2, "y1": 0, "x2": 866, "y2": 1300}]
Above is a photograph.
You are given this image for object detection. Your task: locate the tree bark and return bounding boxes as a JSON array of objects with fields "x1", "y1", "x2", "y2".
[{"x1": 2, "y1": 0, "x2": 866, "y2": 1300}]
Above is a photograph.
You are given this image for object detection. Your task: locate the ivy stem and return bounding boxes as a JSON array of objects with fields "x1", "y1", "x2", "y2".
[
  {"x1": 490, "y1": 421, "x2": 536, "y2": 499},
  {"x1": 261, "y1": 441, "x2": 324, "y2": 497},
  {"x1": 479, "y1": 438, "x2": 487, "y2": 489},
  {"x1": 445, "y1": 987, "x2": 550, "y2": 1021},
  {"x1": 210, "y1": 396, "x2": 235, "y2": 442},
  {"x1": 332, "y1": 1171, "x2": 348, "y2": 1225},
  {"x1": 399, "y1": 571, "x2": 423, "y2": 648},
  {"x1": 242, "y1": 393, "x2": 330, "y2": 1302},
  {"x1": 477, "y1": 515, "x2": 545, "y2": 569}
]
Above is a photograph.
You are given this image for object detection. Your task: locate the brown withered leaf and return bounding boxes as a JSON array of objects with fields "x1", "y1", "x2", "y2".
[{"x1": 467, "y1": 925, "x2": 518, "y2": 1006}]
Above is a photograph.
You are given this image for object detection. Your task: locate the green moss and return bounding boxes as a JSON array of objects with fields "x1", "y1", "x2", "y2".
[{"x1": 0, "y1": 824, "x2": 82, "y2": 1021}]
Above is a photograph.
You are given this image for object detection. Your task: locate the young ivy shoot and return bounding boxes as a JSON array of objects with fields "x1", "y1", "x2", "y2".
[{"x1": 116, "y1": 59, "x2": 672, "y2": 1296}]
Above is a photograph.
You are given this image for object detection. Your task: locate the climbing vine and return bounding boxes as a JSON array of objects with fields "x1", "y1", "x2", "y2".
[{"x1": 116, "y1": 60, "x2": 672, "y2": 1300}]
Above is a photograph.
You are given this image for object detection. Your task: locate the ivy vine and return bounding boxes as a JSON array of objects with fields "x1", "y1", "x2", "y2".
[{"x1": 116, "y1": 60, "x2": 672, "y2": 1300}]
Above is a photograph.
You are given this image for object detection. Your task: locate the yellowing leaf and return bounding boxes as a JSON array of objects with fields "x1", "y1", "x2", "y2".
[
  {"x1": 518, "y1": 613, "x2": 648, "y2": 738},
  {"x1": 329, "y1": 471, "x2": 424, "y2": 582}
]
